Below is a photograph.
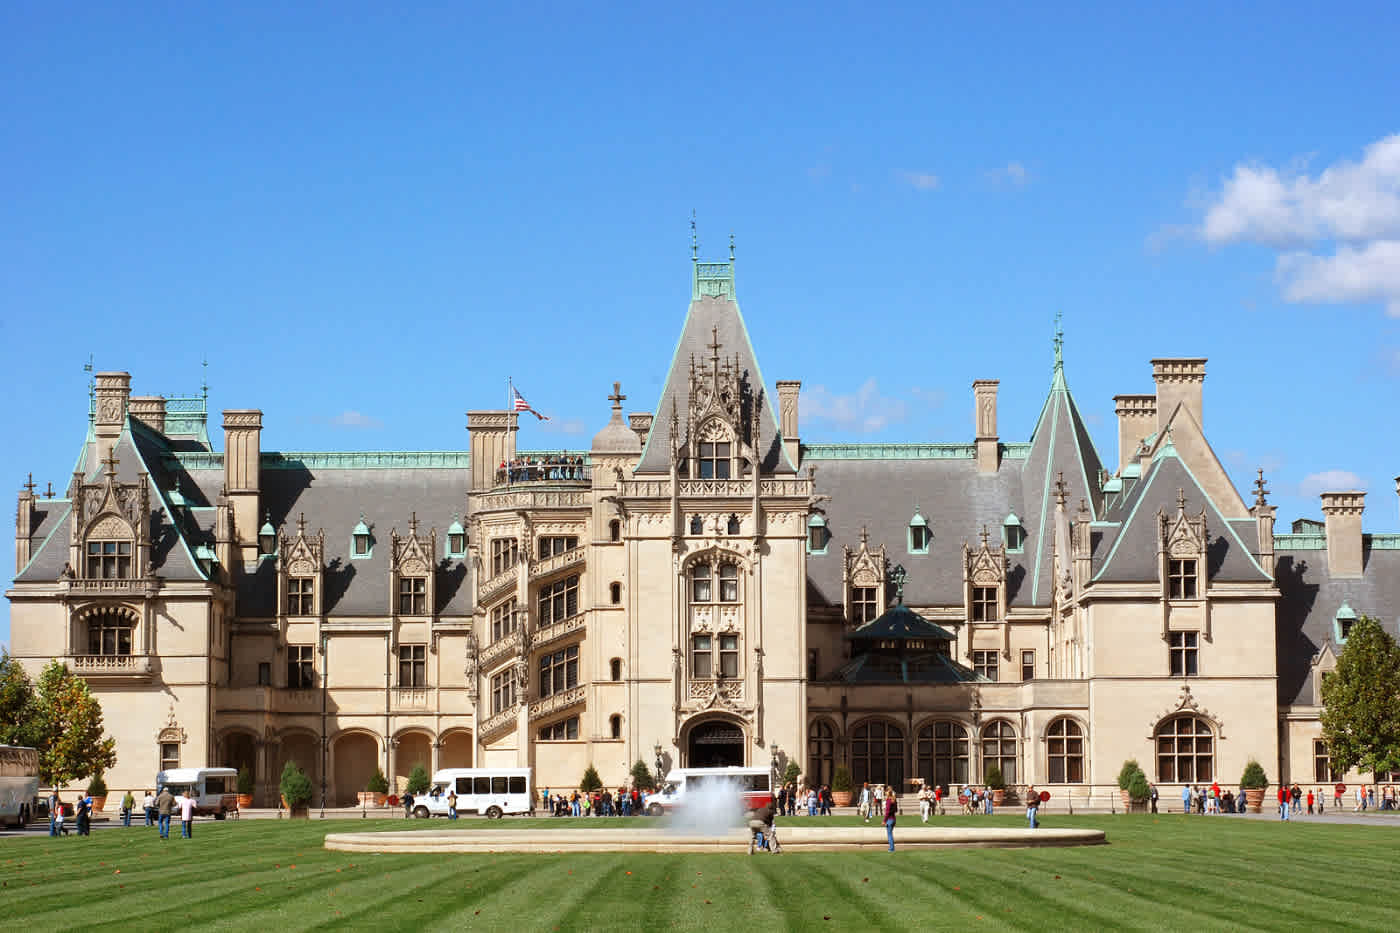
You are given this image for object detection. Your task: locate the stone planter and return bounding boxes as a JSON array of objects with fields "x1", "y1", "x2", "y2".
[
  {"x1": 358, "y1": 791, "x2": 387, "y2": 808},
  {"x1": 1245, "y1": 788, "x2": 1266, "y2": 813},
  {"x1": 89, "y1": 795, "x2": 107, "y2": 813},
  {"x1": 992, "y1": 789, "x2": 1006, "y2": 806},
  {"x1": 832, "y1": 791, "x2": 853, "y2": 807},
  {"x1": 1118, "y1": 789, "x2": 1149, "y2": 812},
  {"x1": 236, "y1": 793, "x2": 254, "y2": 810},
  {"x1": 288, "y1": 806, "x2": 311, "y2": 820}
]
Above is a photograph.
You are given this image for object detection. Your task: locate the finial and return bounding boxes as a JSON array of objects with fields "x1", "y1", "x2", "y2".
[
  {"x1": 1053, "y1": 312, "x2": 1064, "y2": 371},
  {"x1": 201, "y1": 355, "x2": 209, "y2": 400},
  {"x1": 297, "y1": 511, "x2": 307, "y2": 534},
  {"x1": 691, "y1": 210, "x2": 697, "y2": 261},
  {"x1": 979, "y1": 525, "x2": 991, "y2": 550},
  {"x1": 102, "y1": 446, "x2": 120, "y2": 478},
  {"x1": 409, "y1": 511, "x2": 419, "y2": 534},
  {"x1": 708, "y1": 326, "x2": 722, "y2": 368},
  {"x1": 891, "y1": 563, "x2": 908, "y2": 605},
  {"x1": 859, "y1": 525, "x2": 869, "y2": 548},
  {"x1": 1054, "y1": 470, "x2": 1068, "y2": 507},
  {"x1": 729, "y1": 232, "x2": 735, "y2": 261},
  {"x1": 44, "y1": 481, "x2": 54, "y2": 498},
  {"x1": 1253, "y1": 468, "x2": 1270, "y2": 507},
  {"x1": 608, "y1": 381, "x2": 626, "y2": 410},
  {"x1": 1177, "y1": 487, "x2": 1186, "y2": 512},
  {"x1": 23, "y1": 473, "x2": 36, "y2": 496}
]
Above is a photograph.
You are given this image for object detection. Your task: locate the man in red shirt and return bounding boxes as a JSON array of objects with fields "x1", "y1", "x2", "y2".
[
  {"x1": 1277, "y1": 786, "x2": 1289, "y2": 821},
  {"x1": 1306, "y1": 789, "x2": 1315, "y2": 814}
]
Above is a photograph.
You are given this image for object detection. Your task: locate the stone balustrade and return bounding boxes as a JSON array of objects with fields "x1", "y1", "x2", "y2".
[
  {"x1": 533, "y1": 612, "x2": 586, "y2": 652},
  {"x1": 69, "y1": 654, "x2": 153, "y2": 677},
  {"x1": 479, "y1": 628, "x2": 522, "y2": 670},
  {"x1": 479, "y1": 705, "x2": 518, "y2": 739},
  {"x1": 528, "y1": 686, "x2": 586, "y2": 722},
  {"x1": 529, "y1": 546, "x2": 585, "y2": 582}
]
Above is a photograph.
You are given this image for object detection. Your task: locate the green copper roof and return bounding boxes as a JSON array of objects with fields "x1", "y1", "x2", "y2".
[
  {"x1": 1335, "y1": 600, "x2": 1357, "y2": 620},
  {"x1": 802, "y1": 442, "x2": 1030, "y2": 461}
]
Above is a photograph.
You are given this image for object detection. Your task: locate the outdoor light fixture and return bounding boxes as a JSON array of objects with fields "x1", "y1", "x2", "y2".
[
  {"x1": 258, "y1": 512, "x2": 276, "y2": 557},
  {"x1": 654, "y1": 742, "x2": 664, "y2": 782}
]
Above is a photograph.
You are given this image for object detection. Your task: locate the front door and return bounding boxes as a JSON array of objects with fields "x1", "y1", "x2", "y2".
[{"x1": 687, "y1": 720, "x2": 745, "y2": 767}]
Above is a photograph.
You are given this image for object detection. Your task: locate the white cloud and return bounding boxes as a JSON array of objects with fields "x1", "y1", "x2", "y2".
[
  {"x1": 1297, "y1": 469, "x2": 1368, "y2": 499},
  {"x1": 329, "y1": 410, "x2": 383, "y2": 429},
  {"x1": 1190, "y1": 133, "x2": 1400, "y2": 315},
  {"x1": 897, "y1": 170, "x2": 940, "y2": 191},
  {"x1": 801, "y1": 379, "x2": 908, "y2": 434},
  {"x1": 986, "y1": 161, "x2": 1030, "y2": 187}
]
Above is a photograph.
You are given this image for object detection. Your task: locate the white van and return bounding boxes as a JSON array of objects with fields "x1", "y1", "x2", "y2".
[
  {"x1": 156, "y1": 767, "x2": 240, "y2": 819},
  {"x1": 647, "y1": 766, "x2": 773, "y2": 816},
  {"x1": 410, "y1": 768, "x2": 532, "y2": 819},
  {"x1": 0, "y1": 746, "x2": 40, "y2": 827}
]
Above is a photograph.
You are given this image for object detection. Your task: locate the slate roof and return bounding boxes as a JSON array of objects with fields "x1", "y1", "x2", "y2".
[
  {"x1": 635, "y1": 292, "x2": 793, "y2": 475},
  {"x1": 1274, "y1": 544, "x2": 1400, "y2": 707},
  {"x1": 847, "y1": 603, "x2": 958, "y2": 642}
]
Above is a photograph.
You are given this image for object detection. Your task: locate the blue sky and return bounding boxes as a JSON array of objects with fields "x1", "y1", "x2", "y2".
[{"x1": 4, "y1": 2, "x2": 1399, "y2": 646}]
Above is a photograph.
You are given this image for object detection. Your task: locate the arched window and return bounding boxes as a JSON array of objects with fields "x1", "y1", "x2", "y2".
[
  {"x1": 610, "y1": 714, "x2": 622, "y2": 739},
  {"x1": 908, "y1": 510, "x2": 930, "y2": 554},
  {"x1": 689, "y1": 514, "x2": 704, "y2": 535},
  {"x1": 1155, "y1": 716, "x2": 1213, "y2": 783},
  {"x1": 719, "y1": 564, "x2": 739, "y2": 602},
  {"x1": 916, "y1": 721, "x2": 968, "y2": 787},
  {"x1": 86, "y1": 608, "x2": 134, "y2": 656},
  {"x1": 609, "y1": 519, "x2": 621, "y2": 542},
  {"x1": 851, "y1": 720, "x2": 904, "y2": 789},
  {"x1": 980, "y1": 721, "x2": 1017, "y2": 784},
  {"x1": 1047, "y1": 718, "x2": 1085, "y2": 783},
  {"x1": 691, "y1": 563, "x2": 712, "y2": 603},
  {"x1": 726, "y1": 514, "x2": 741, "y2": 535},
  {"x1": 609, "y1": 658, "x2": 622, "y2": 682},
  {"x1": 808, "y1": 720, "x2": 836, "y2": 788},
  {"x1": 609, "y1": 581, "x2": 622, "y2": 605}
]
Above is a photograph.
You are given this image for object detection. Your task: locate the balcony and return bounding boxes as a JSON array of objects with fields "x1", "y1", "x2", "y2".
[
  {"x1": 529, "y1": 546, "x2": 585, "y2": 583},
  {"x1": 69, "y1": 654, "x2": 153, "y2": 680},
  {"x1": 393, "y1": 687, "x2": 429, "y2": 710},
  {"x1": 493, "y1": 462, "x2": 591, "y2": 488},
  {"x1": 64, "y1": 578, "x2": 151, "y2": 597},
  {"x1": 529, "y1": 685, "x2": 586, "y2": 722},
  {"x1": 479, "y1": 628, "x2": 522, "y2": 670},
  {"x1": 479, "y1": 704, "x2": 519, "y2": 740},
  {"x1": 534, "y1": 612, "x2": 586, "y2": 653},
  {"x1": 478, "y1": 567, "x2": 519, "y2": 606}
]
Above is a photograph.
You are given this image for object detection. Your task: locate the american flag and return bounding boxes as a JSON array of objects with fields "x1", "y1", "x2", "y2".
[{"x1": 512, "y1": 387, "x2": 549, "y2": 420}]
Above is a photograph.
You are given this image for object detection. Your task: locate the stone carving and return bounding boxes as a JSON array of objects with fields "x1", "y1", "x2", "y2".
[
  {"x1": 1147, "y1": 683, "x2": 1226, "y2": 739},
  {"x1": 88, "y1": 515, "x2": 133, "y2": 539}
]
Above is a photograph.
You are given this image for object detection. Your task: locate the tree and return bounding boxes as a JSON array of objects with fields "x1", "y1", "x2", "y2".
[
  {"x1": 33, "y1": 660, "x2": 117, "y2": 787},
  {"x1": 782, "y1": 761, "x2": 801, "y2": 785},
  {"x1": 0, "y1": 651, "x2": 41, "y2": 748},
  {"x1": 629, "y1": 759, "x2": 655, "y2": 791},
  {"x1": 580, "y1": 764, "x2": 603, "y2": 792},
  {"x1": 279, "y1": 760, "x2": 313, "y2": 808},
  {"x1": 1320, "y1": 615, "x2": 1400, "y2": 783},
  {"x1": 366, "y1": 767, "x2": 390, "y2": 794},
  {"x1": 406, "y1": 763, "x2": 431, "y2": 795}
]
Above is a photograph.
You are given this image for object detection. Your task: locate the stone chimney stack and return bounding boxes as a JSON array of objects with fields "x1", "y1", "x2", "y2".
[
  {"x1": 1320, "y1": 491, "x2": 1366, "y2": 578},
  {"x1": 776, "y1": 381, "x2": 801, "y2": 468},
  {"x1": 466, "y1": 411, "x2": 519, "y2": 493},
  {"x1": 94, "y1": 372, "x2": 131, "y2": 450},
  {"x1": 1113, "y1": 395, "x2": 1157, "y2": 473},
  {"x1": 1250, "y1": 469, "x2": 1276, "y2": 577},
  {"x1": 16, "y1": 476, "x2": 36, "y2": 574},
  {"x1": 973, "y1": 380, "x2": 999, "y2": 474},
  {"x1": 628, "y1": 413, "x2": 654, "y2": 449},
  {"x1": 1151, "y1": 358, "x2": 1206, "y2": 434},
  {"x1": 222, "y1": 409, "x2": 263, "y2": 563},
  {"x1": 129, "y1": 396, "x2": 167, "y2": 435}
]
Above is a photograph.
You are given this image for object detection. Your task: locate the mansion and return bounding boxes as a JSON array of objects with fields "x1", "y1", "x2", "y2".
[{"x1": 9, "y1": 252, "x2": 1400, "y2": 806}]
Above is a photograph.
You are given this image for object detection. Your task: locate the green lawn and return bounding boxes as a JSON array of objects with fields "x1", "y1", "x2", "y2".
[{"x1": 1, "y1": 813, "x2": 1394, "y2": 931}]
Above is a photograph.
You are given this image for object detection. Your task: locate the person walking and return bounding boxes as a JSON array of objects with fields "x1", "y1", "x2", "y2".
[
  {"x1": 1306, "y1": 788, "x2": 1315, "y2": 815},
  {"x1": 403, "y1": 791, "x2": 414, "y2": 819},
  {"x1": 143, "y1": 790, "x2": 156, "y2": 826},
  {"x1": 858, "y1": 783, "x2": 871, "y2": 822},
  {"x1": 53, "y1": 797, "x2": 66, "y2": 837},
  {"x1": 48, "y1": 793, "x2": 61, "y2": 837},
  {"x1": 447, "y1": 789, "x2": 458, "y2": 820},
  {"x1": 933, "y1": 784, "x2": 943, "y2": 816},
  {"x1": 1026, "y1": 786, "x2": 1040, "y2": 829},
  {"x1": 883, "y1": 787, "x2": 898, "y2": 852},
  {"x1": 1354, "y1": 784, "x2": 1364, "y2": 812},
  {"x1": 1148, "y1": 783, "x2": 1159, "y2": 814},
  {"x1": 1277, "y1": 786, "x2": 1289, "y2": 821},
  {"x1": 75, "y1": 793, "x2": 90, "y2": 836},
  {"x1": 984, "y1": 786, "x2": 994, "y2": 816},
  {"x1": 178, "y1": 788, "x2": 195, "y2": 838},
  {"x1": 121, "y1": 790, "x2": 135, "y2": 827},
  {"x1": 156, "y1": 786, "x2": 175, "y2": 839},
  {"x1": 1180, "y1": 784, "x2": 1191, "y2": 815},
  {"x1": 918, "y1": 784, "x2": 932, "y2": 823}
]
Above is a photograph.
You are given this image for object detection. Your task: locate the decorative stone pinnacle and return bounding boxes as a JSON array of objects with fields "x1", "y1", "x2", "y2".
[
  {"x1": 608, "y1": 381, "x2": 626, "y2": 409},
  {"x1": 729, "y1": 232, "x2": 735, "y2": 261},
  {"x1": 1253, "y1": 468, "x2": 1270, "y2": 507},
  {"x1": 891, "y1": 563, "x2": 908, "y2": 605},
  {"x1": 44, "y1": 481, "x2": 54, "y2": 498},
  {"x1": 23, "y1": 472, "x2": 35, "y2": 496},
  {"x1": 708, "y1": 326, "x2": 722, "y2": 369},
  {"x1": 859, "y1": 525, "x2": 869, "y2": 547},
  {"x1": 979, "y1": 525, "x2": 991, "y2": 550},
  {"x1": 1177, "y1": 487, "x2": 1186, "y2": 512},
  {"x1": 409, "y1": 511, "x2": 419, "y2": 535},
  {"x1": 1053, "y1": 311, "x2": 1064, "y2": 371},
  {"x1": 297, "y1": 512, "x2": 307, "y2": 534},
  {"x1": 1054, "y1": 471, "x2": 1068, "y2": 507},
  {"x1": 102, "y1": 447, "x2": 120, "y2": 478}
]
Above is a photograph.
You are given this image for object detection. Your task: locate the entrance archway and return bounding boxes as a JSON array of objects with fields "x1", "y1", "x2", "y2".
[
  {"x1": 685, "y1": 718, "x2": 745, "y2": 767},
  {"x1": 333, "y1": 732, "x2": 379, "y2": 806},
  {"x1": 394, "y1": 731, "x2": 433, "y2": 794},
  {"x1": 440, "y1": 730, "x2": 473, "y2": 769}
]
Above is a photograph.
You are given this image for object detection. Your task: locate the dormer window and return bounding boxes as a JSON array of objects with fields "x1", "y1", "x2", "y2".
[
  {"x1": 908, "y1": 510, "x2": 930, "y2": 554},
  {"x1": 352, "y1": 516, "x2": 372, "y2": 559},
  {"x1": 1003, "y1": 513, "x2": 1025, "y2": 553},
  {"x1": 971, "y1": 586, "x2": 998, "y2": 621},
  {"x1": 86, "y1": 539, "x2": 133, "y2": 579},
  {"x1": 287, "y1": 577, "x2": 315, "y2": 616},
  {"x1": 807, "y1": 514, "x2": 829, "y2": 554},
  {"x1": 259, "y1": 515, "x2": 277, "y2": 558},
  {"x1": 446, "y1": 520, "x2": 466, "y2": 558},
  {"x1": 1168, "y1": 559, "x2": 1198, "y2": 600},
  {"x1": 1335, "y1": 600, "x2": 1358, "y2": 642},
  {"x1": 398, "y1": 577, "x2": 427, "y2": 615},
  {"x1": 697, "y1": 442, "x2": 731, "y2": 479}
]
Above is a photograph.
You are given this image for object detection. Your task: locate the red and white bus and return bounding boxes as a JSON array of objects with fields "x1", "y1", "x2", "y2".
[{"x1": 647, "y1": 766, "x2": 773, "y2": 816}]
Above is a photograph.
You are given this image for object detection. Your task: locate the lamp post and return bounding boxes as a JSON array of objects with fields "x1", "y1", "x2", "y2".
[
  {"x1": 769, "y1": 740, "x2": 780, "y2": 789},
  {"x1": 654, "y1": 742, "x2": 664, "y2": 786}
]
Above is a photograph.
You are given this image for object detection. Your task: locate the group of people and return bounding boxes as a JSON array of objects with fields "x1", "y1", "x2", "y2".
[
  {"x1": 1178, "y1": 782, "x2": 1244, "y2": 815},
  {"x1": 45, "y1": 786, "x2": 195, "y2": 839},
  {"x1": 775, "y1": 783, "x2": 834, "y2": 816},
  {"x1": 541, "y1": 786, "x2": 648, "y2": 817},
  {"x1": 496, "y1": 456, "x2": 587, "y2": 484}
]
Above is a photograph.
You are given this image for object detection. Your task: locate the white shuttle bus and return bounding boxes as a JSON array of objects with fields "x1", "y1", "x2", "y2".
[
  {"x1": 156, "y1": 767, "x2": 240, "y2": 819},
  {"x1": 647, "y1": 766, "x2": 773, "y2": 816},
  {"x1": 411, "y1": 768, "x2": 532, "y2": 819},
  {"x1": 0, "y1": 746, "x2": 40, "y2": 827}
]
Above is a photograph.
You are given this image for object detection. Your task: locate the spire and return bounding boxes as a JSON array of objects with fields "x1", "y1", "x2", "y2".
[
  {"x1": 690, "y1": 210, "x2": 697, "y2": 261},
  {"x1": 1052, "y1": 311, "x2": 1064, "y2": 373}
]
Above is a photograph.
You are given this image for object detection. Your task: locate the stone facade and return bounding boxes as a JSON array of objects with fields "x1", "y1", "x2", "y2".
[{"x1": 9, "y1": 256, "x2": 1400, "y2": 805}]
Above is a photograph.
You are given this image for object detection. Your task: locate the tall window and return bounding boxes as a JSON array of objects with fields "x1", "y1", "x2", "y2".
[
  {"x1": 808, "y1": 720, "x2": 836, "y2": 789},
  {"x1": 1168, "y1": 558, "x2": 1198, "y2": 599},
  {"x1": 257, "y1": 662, "x2": 271, "y2": 686},
  {"x1": 718, "y1": 633, "x2": 739, "y2": 678},
  {"x1": 691, "y1": 564, "x2": 712, "y2": 602},
  {"x1": 87, "y1": 610, "x2": 133, "y2": 656},
  {"x1": 609, "y1": 519, "x2": 621, "y2": 542},
  {"x1": 539, "y1": 574, "x2": 580, "y2": 626},
  {"x1": 160, "y1": 742, "x2": 180, "y2": 772},
  {"x1": 908, "y1": 515, "x2": 930, "y2": 554},
  {"x1": 980, "y1": 721, "x2": 1018, "y2": 784},
  {"x1": 691, "y1": 634, "x2": 713, "y2": 679},
  {"x1": 398, "y1": 577, "x2": 427, "y2": 614},
  {"x1": 287, "y1": 577, "x2": 314, "y2": 615},
  {"x1": 1314, "y1": 740, "x2": 1339, "y2": 782},
  {"x1": 398, "y1": 645, "x2": 426, "y2": 687},
  {"x1": 719, "y1": 564, "x2": 739, "y2": 602},
  {"x1": 1047, "y1": 718, "x2": 1084, "y2": 783},
  {"x1": 538, "y1": 717, "x2": 578, "y2": 741},
  {"x1": 973, "y1": 650, "x2": 999, "y2": 681},
  {"x1": 610, "y1": 714, "x2": 622, "y2": 739},
  {"x1": 490, "y1": 670, "x2": 515, "y2": 715},
  {"x1": 538, "y1": 535, "x2": 579, "y2": 558},
  {"x1": 491, "y1": 599, "x2": 518, "y2": 642},
  {"x1": 851, "y1": 720, "x2": 904, "y2": 788},
  {"x1": 447, "y1": 529, "x2": 466, "y2": 556},
  {"x1": 287, "y1": 645, "x2": 315, "y2": 689},
  {"x1": 697, "y1": 442, "x2": 731, "y2": 479},
  {"x1": 610, "y1": 581, "x2": 622, "y2": 604},
  {"x1": 916, "y1": 721, "x2": 968, "y2": 787},
  {"x1": 491, "y1": 538, "x2": 519, "y2": 576},
  {"x1": 1021, "y1": 649, "x2": 1035, "y2": 681},
  {"x1": 1169, "y1": 631, "x2": 1199, "y2": 676},
  {"x1": 971, "y1": 586, "x2": 998, "y2": 621},
  {"x1": 539, "y1": 644, "x2": 580, "y2": 698},
  {"x1": 852, "y1": 586, "x2": 878, "y2": 625},
  {"x1": 609, "y1": 658, "x2": 622, "y2": 682},
  {"x1": 85, "y1": 539, "x2": 132, "y2": 579},
  {"x1": 807, "y1": 516, "x2": 829, "y2": 554},
  {"x1": 1155, "y1": 716, "x2": 1213, "y2": 783}
]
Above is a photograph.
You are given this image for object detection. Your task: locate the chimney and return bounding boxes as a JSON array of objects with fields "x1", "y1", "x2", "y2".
[
  {"x1": 94, "y1": 371, "x2": 131, "y2": 449},
  {"x1": 222, "y1": 409, "x2": 263, "y2": 563},
  {"x1": 1250, "y1": 469, "x2": 1276, "y2": 577},
  {"x1": 628, "y1": 413, "x2": 654, "y2": 449},
  {"x1": 16, "y1": 476, "x2": 36, "y2": 573},
  {"x1": 1320, "y1": 491, "x2": 1365, "y2": 578},
  {"x1": 776, "y1": 380, "x2": 801, "y2": 468},
  {"x1": 973, "y1": 380, "x2": 999, "y2": 473},
  {"x1": 1113, "y1": 395, "x2": 1156, "y2": 473},
  {"x1": 1151, "y1": 358, "x2": 1206, "y2": 434},
  {"x1": 129, "y1": 396, "x2": 167, "y2": 435},
  {"x1": 467, "y1": 411, "x2": 519, "y2": 493}
]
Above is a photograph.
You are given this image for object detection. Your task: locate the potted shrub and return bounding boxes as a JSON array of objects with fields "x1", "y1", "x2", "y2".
[
  {"x1": 984, "y1": 765, "x2": 1006, "y2": 806},
  {"x1": 580, "y1": 764, "x2": 603, "y2": 793},
  {"x1": 279, "y1": 760, "x2": 314, "y2": 818},
  {"x1": 86, "y1": 773, "x2": 108, "y2": 813},
  {"x1": 1240, "y1": 760, "x2": 1270, "y2": 813},
  {"x1": 360, "y1": 767, "x2": 390, "y2": 807},
  {"x1": 236, "y1": 766, "x2": 255, "y2": 810},
  {"x1": 831, "y1": 765, "x2": 854, "y2": 807},
  {"x1": 1117, "y1": 760, "x2": 1149, "y2": 812}
]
